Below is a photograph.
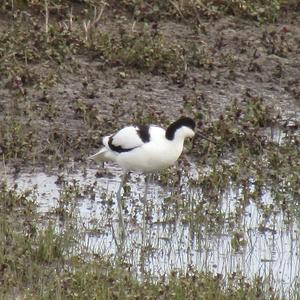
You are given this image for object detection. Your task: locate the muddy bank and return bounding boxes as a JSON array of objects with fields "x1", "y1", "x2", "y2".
[{"x1": 0, "y1": 3, "x2": 299, "y2": 166}]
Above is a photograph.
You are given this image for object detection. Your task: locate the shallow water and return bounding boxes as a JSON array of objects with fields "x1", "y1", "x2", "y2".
[{"x1": 3, "y1": 164, "x2": 300, "y2": 297}]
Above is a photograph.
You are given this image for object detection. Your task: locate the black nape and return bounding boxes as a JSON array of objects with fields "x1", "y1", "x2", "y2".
[{"x1": 165, "y1": 117, "x2": 195, "y2": 140}]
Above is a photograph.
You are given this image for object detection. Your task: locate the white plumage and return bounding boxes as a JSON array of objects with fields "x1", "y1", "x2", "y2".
[{"x1": 89, "y1": 117, "x2": 195, "y2": 172}]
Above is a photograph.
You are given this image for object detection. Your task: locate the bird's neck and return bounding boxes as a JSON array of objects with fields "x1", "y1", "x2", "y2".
[{"x1": 168, "y1": 136, "x2": 185, "y2": 153}]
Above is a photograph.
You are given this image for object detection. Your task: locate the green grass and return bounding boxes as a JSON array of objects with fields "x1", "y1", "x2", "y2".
[{"x1": 3, "y1": 0, "x2": 299, "y2": 21}]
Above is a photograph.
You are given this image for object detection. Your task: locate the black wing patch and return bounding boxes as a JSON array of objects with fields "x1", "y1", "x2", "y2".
[
  {"x1": 107, "y1": 125, "x2": 150, "y2": 153},
  {"x1": 137, "y1": 125, "x2": 150, "y2": 143},
  {"x1": 108, "y1": 136, "x2": 137, "y2": 153}
]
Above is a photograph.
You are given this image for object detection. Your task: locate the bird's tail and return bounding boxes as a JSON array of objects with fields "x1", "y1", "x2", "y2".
[{"x1": 88, "y1": 148, "x2": 109, "y2": 162}]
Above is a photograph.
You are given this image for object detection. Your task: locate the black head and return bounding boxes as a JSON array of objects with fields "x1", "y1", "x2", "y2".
[{"x1": 166, "y1": 117, "x2": 196, "y2": 140}]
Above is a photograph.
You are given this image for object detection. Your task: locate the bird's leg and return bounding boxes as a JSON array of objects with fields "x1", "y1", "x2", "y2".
[
  {"x1": 141, "y1": 174, "x2": 150, "y2": 244},
  {"x1": 116, "y1": 171, "x2": 128, "y2": 203},
  {"x1": 141, "y1": 173, "x2": 150, "y2": 238},
  {"x1": 140, "y1": 173, "x2": 151, "y2": 278},
  {"x1": 116, "y1": 171, "x2": 128, "y2": 240},
  {"x1": 143, "y1": 173, "x2": 150, "y2": 204}
]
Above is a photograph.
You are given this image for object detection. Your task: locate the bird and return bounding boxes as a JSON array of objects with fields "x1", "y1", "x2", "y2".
[
  {"x1": 89, "y1": 116, "x2": 195, "y2": 172},
  {"x1": 89, "y1": 117, "x2": 196, "y2": 235}
]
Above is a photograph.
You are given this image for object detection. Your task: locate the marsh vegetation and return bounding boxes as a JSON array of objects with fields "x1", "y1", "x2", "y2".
[{"x1": 1, "y1": 0, "x2": 300, "y2": 299}]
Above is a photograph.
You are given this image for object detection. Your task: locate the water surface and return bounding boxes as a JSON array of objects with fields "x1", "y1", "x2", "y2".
[{"x1": 3, "y1": 164, "x2": 300, "y2": 298}]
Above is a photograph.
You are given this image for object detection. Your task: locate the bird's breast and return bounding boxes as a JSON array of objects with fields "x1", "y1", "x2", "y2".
[{"x1": 116, "y1": 141, "x2": 183, "y2": 172}]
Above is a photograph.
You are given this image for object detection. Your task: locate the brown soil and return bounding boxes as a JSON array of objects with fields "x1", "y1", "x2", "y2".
[{"x1": 0, "y1": 4, "x2": 300, "y2": 169}]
